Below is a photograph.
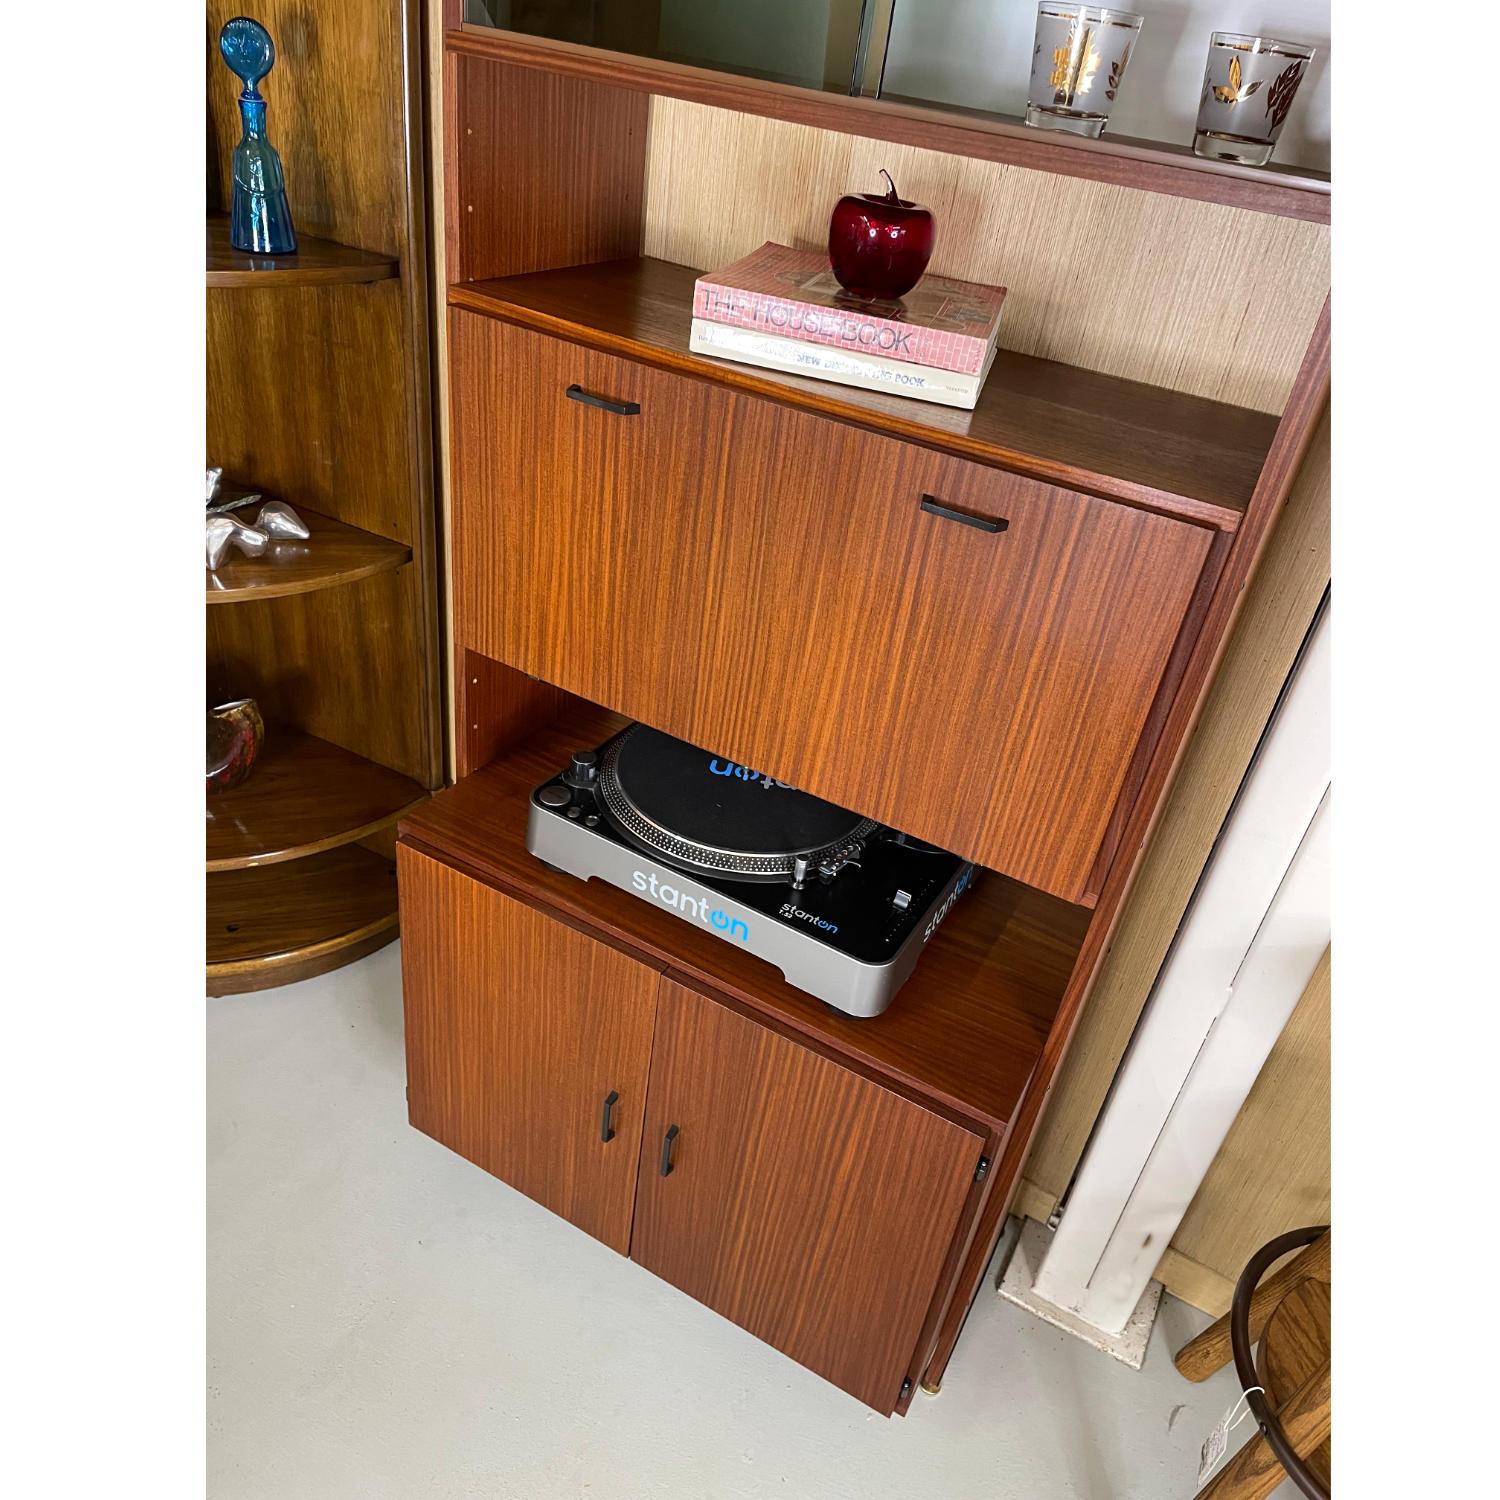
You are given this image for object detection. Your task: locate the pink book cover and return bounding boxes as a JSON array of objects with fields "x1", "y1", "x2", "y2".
[{"x1": 692, "y1": 242, "x2": 1007, "y2": 377}]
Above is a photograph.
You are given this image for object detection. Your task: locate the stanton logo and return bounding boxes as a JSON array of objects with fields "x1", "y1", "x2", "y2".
[
  {"x1": 778, "y1": 903, "x2": 839, "y2": 935},
  {"x1": 923, "y1": 867, "x2": 974, "y2": 942},
  {"x1": 631, "y1": 870, "x2": 749, "y2": 942},
  {"x1": 708, "y1": 758, "x2": 794, "y2": 791}
]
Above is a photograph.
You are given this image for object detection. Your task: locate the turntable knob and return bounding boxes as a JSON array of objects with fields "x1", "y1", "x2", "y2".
[
  {"x1": 564, "y1": 749, "x2": 599, "y2": 788},
  {"x1": 537, "y1": 784, "x2": 572, "y2": 809}
]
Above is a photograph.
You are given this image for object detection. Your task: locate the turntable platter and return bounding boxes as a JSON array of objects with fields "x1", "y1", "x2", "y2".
[{"x1": 597, "y1": 725, "x2": 877, "y2": 882}]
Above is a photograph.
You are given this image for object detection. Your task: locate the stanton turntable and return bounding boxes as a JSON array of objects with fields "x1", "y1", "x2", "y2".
[{"x1": 526, "y1": 723, "x2": 974, "y2": 1017}]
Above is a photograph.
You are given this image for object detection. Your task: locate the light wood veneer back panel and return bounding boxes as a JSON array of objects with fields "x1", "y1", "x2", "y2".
[{"x1": 642, "y1": 97, "x2": 1328, "y2": 414}]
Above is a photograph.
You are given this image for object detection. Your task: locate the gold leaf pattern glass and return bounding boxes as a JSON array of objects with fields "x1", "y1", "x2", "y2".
[
  {"x1": 1193, "y1": 32, "x2": 1315, "y2": 166},
  {"x1": 1026, "y1": 4, "x2": 1144, "y2": 138}
]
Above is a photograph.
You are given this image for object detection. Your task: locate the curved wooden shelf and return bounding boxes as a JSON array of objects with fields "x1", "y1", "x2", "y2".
[
  {"x1": 206, "y1": 844, "x2": 399, "y2": 996},
  {"x1": 206, "y1": 213, "x2": 398, "y2": 288},
  {"x1": 206, "y1": 728, "x2": 427, "y2": 872},
  {"x1": 206, "y1": 504, "x2": 412, "y2": 603}
]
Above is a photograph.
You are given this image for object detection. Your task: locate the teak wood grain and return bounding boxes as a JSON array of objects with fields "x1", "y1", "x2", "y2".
[
  {"x1": 205, "y1": 727, "x2": 427, "y2": 871},
  {"x1": 448, "y1": 258, "x2": 1278, "y2": 525},
  {"x1": 445, "y1": 25, "x2": 1329, "y2": 225},
  {"x1": 631, "y1": 977, "x2": 983, "y2": 1414},
  {"x1": 398, "y1": 694, "x2": 1089, "y2": 1131},
  {"x1": 399, "y1": 846, "x2": 661, "y2": 1254},
  {"x1": 205, "y1": 213, "x2": 397, "y2": 288},
  {"x1": 206, "y1": 843, "x2": 398, "y2": 996},
  {"x1": 915, "y1": 303, "x2": 1331, "y2": 1394},
  {"x1": 450, "y1": 310, "x2": 1212, "y2": 902},
  {"x1": 205, "y1": 503, "x2": 412, "y2": 604},
  {"x1": 448, "y1": 55, "x2": 648, "y2": 284}
]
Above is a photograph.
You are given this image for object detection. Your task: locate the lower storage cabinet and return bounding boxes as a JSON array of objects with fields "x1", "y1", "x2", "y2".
[
  {"x1": 633, "y1": 977, "x2": 984, "y2": 1412},
  {"x1": 398, "y1": 843, "x2": 989, "y2": 1414},
  {"x1": 399, "y1": 846, "x2": 660, "y2": 1255}
]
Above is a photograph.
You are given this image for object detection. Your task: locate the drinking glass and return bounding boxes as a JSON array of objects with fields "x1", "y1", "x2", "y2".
[
  {"x1": 1193, "y1": 32, "x2": 1315, "y2": 166},
  {"x1": 1026, "y1": 4, "x2": 1144, "y2": 137}
]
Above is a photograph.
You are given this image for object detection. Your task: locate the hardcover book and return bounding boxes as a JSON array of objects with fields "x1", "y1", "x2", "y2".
[
  {"x1": 693, "y1": 242, "x2": 1007, "y2": 377},
  {"x1": 688, "y1": 318, "x2": 996, "y2": 410}
]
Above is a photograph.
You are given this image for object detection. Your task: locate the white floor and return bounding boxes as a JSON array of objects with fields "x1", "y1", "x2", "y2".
[{"x1": 209, "y1": 944, "x2": 1257, "y2": 1500}]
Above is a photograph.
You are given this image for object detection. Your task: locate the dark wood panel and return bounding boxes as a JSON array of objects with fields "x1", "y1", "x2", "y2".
[
  {"x1": 207, "y1": 283, "x2": 412, "y2": 544},
  {"x1": 399, "y1": 696, "x2": 1088, "y2": 1130},
  {"x1": 448, "y1": 26, "x2": 1329, "y2": 225},
  {"x1": 450, "y1": 311, "x2": 1212, "y2": 902},
  {"x1": 917, "y1": 301, "x2": 1332, "y2": 1393},
  {"x1": 207, "y1": 0, "x2": 407, "y2": 256},
  {"x1": 450, "y1": 258, "x2": 1276, "y2": 525},
  {"x1": 206, "y1": 727, "x2": 427, "y2": 871},
  {"x1": 206, "y1": 844, "x2": 399, "y2": 996},
  {"x1": 206, "y1": 213, "x2": 397, "y2": 287},
  {"x1": 450, "y1": 55, "x2": 647, "y2": 283},
  {"x1": 632, "y1": 977, "x2": 983, "y2": 1414},
  {"x1": 207, "y1": 566, "x2": 436, "y2": 787},
  {"x1": 206, "y1": 504, "x2": 411, "y2": 604},
  {"x1": 399, "y1": 845, "x2": 661, "y2": 1255}
]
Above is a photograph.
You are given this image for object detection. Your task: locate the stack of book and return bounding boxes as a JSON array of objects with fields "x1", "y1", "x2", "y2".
[{"x1": 690, "y1": 242, "x2": 1007, "y2": 410}]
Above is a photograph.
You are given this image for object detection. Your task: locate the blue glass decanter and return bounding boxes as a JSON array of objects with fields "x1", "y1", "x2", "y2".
[{"x1": 218, "y1": 17, "x2": 297, "y2": 255}]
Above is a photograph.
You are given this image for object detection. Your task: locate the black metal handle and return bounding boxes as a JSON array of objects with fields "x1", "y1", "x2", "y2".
[
  {"x1": 566, "y1": 383, "x2": 640, "y2": 417},
  {"x1": 600, "y1": 1089, "x2": 620, "y2": 1144},
  {"x1": 659, "y1": 1123, "x2": 679, "y2": 1177},
  {"x1": 920, "y1": 495, "x2": 1008, "y2": 534}
]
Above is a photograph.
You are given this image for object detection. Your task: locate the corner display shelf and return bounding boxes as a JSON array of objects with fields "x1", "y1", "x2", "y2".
[
  {"x1": 206, "y1": 213, "x2": 397, "y2": 288},
  {"x1": 207, "y1": 728, "x2": 425, "y2": 871},
  {"x1": 206, "y1": 0, "x2": 442, "y2": 998},
  {"x1": 205, "y1": 504, "x2": 411, "y2": 603},
  {"x1": 207, "y1": 846, "x2": 399, "y2": 996},
  {"x1": 400, "y1": 3, "x2": 1330, "y2": 1421}
]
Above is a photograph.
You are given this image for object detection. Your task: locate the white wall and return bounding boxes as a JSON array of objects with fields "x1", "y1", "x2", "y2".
[{"x1": 882, "y1": 0, "x2": 1330, "y2": 172}]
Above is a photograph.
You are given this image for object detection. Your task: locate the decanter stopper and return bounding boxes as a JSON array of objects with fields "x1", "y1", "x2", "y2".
[{"x1": 218, "y1": 17, "x2": 298, "y2": 255}]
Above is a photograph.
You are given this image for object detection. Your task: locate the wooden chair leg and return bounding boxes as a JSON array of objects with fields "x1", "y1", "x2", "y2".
[
  {"x1": 1198, "y1": 1359, "x2": 1330, "y2": 1500},
  {"x1": 1175, "y1": 1230, "x2": 1330, "y2": 1382}
]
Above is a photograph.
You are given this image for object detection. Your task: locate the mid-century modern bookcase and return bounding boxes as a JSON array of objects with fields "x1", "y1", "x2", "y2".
[
  {"x1": 205, "y1": 0, "x2": 442, "y2": 994},
  {"x1": 397, "y1": 4, "x2": 1330, "y2": 1416}
]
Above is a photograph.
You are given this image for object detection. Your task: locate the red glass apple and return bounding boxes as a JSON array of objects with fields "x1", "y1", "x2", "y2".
[{"x1": 827, "y1": 169, "x2": 936, "y2": 301}]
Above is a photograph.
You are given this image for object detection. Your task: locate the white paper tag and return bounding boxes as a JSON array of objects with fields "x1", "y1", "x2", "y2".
[
  {"x1": 1197, "y1": 1387, "x2": 1262, "y2": 1488},
  {"x1": 1198, "y1": 1415, "x2": 1230, "y2": 1486}
]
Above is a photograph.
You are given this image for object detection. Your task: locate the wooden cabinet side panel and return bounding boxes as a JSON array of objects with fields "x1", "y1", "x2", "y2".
[
  {"x1": 451, "y1": 310, "x2": 1212, "y2": 900},
  {"x1": 631, "y1": 978, "x2": 983, "y2": 1413},
  {"x1": 398, "y1": 845, "x2": 661, "y2": 1253}
]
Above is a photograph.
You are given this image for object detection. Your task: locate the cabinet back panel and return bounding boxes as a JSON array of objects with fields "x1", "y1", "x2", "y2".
[
  {"x1": 399, "y1": 846, "x2": 661, "y2": 1254},
  {"x1": 633, "y1": 978, "x2": 983, "y2": 1413},
  {"x1": 643, "y1": 97, "x2": 1329, "y2": 415},
  {"x1": 451, "y1": 310, "x2": 1212, "y2": 901}
]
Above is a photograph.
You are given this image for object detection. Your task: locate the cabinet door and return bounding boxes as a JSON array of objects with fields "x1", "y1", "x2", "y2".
[
  {"x1": 450, "y1": 311, "x2": 1212, "y2": 902},
  {"x1": 631, "y1": 977, "x2": 984, "y2": 1413},
  {"x1": 398, "y1": 846, "x2": 660, "y2": 1254}
]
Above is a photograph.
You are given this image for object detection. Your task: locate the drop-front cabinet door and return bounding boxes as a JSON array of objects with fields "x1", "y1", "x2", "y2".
[
  {"x1": 398, "y1": 846, "x2": 661, "y2": 1254},
  {"x1": 449, "y1": 310, "x2": 1214, "y2": 903},
  {"x1": 631, "y1": 977, "x2": 985, "y2": 1413}
]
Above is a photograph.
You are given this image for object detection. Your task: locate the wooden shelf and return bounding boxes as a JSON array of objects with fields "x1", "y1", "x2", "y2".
[
  {"x1": 449, "y1": 257, "x2": 1278, "y2": 529},
  {"x1": 449, "y1": 25, "x2": 1329, "y2": 225},
  {"x1": 399, "y1": 699, "x2": 1091, "y2": 1129},
  {"x1": 206, "y1": 503, "x2": 411, "y2": 603},
  {"x1": 206, "y1": 213, "x2": 398, "y2": 288},
  {"x1": 207, "y1": 844, "x2": 398, "y2": 996},
  {"x1": 207, "y1": 728, "x2": 427, "y2": 872}
]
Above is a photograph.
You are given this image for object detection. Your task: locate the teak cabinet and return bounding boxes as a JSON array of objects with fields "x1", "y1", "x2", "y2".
[
  {"x1": 399, "y1": 844, "x2": 985, "y2": 1413},
  {"x1": 404, "y1": 6, "x2": 1329, "y2": 1420},
  {"x1": 450, "y1": 311, "x2": 1213, "y2": 903}
]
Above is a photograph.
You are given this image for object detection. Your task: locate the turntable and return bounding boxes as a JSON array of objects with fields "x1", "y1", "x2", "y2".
[{"x1": 526, "y1": 723, "x2": 974, "y2": 1017}]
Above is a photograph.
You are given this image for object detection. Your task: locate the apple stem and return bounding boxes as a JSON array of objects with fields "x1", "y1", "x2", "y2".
[{"x1": 880, "y1": 168, "x2": 900, "y2": 202}]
